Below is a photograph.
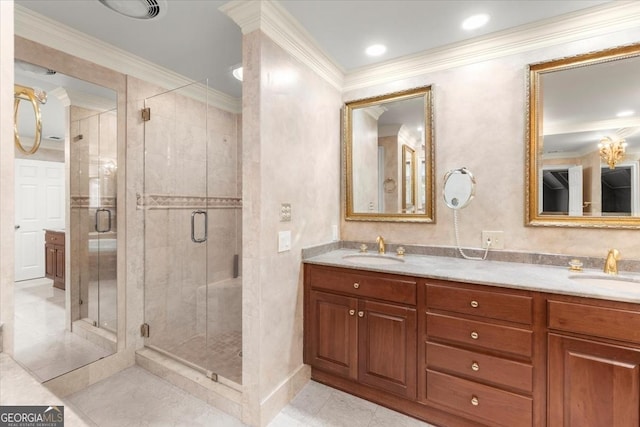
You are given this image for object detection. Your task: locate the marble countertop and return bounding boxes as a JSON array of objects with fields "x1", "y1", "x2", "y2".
[{"x1": 304, "y1": 249, "x2": 640, "y2": 304}]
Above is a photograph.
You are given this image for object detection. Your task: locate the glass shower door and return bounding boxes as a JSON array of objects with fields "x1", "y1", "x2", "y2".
[{"x1": 142, "y1": 82, "x2": 211, "y2": 373}]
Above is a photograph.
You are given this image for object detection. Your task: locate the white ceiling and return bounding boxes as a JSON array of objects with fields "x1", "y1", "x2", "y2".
[{"x1": 15, "y1": 0, "x2": 611, "y2": 99}]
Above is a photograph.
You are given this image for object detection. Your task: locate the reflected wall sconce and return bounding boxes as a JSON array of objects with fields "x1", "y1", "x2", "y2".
[
  {"x1": 14, "y1": 84, "x2": 47, "y2": 155},
  {"x1": 598, "y1": 136, "x2": 627, "y2": 169}
]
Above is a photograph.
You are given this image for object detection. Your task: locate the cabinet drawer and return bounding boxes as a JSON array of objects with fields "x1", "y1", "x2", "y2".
[
  {"x1": 426, "y1": 283, "x2": 532, "y2": 325},
  {"x1": 427, "y1": 313, "x2": 533, "y2": 358},
  {"x1": 426, "y1": 342, "x2": 533, "y2": 393},
  {"x1": 307, "y1": 266, "x2": 416, "y2": 305},
  {"x1": 548, "y1": 300, "x2": 640, "y2": 344},
  {"x1": 427, "y1": 370, "x2": 532, "y2": 427},
  {"x1": 45, "y1": 231, "x2": 64, "y2": 245}
]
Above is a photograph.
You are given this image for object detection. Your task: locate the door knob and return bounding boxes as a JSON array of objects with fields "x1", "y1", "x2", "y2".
[{"x1": 14, "y1": 225, "x2": 20, "y2": 230}]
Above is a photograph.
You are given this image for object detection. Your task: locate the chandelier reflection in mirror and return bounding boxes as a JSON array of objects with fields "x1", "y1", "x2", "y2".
[{"x1": 598, "y1": 136, "x2": 628, "y2": 169}]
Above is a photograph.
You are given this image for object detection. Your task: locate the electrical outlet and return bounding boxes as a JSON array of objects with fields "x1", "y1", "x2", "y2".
[{"x1": 482, "y1": 231, "x2": 504, "y2": 249}]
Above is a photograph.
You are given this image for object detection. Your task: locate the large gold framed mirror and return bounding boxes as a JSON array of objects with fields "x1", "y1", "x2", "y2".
[
  {"x1": 345, "y1": 86, "x2": 434, "y2": 222},
  {"x1": 527, "y1": 43, "x2": 640, "y2": 228}
]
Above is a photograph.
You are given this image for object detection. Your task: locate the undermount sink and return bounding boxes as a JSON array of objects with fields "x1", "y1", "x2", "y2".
[
  {"x1": 569, "y1": 273, "x2": 640, "y2": 292},
  {"x1": 343, "y1": 253, "x2": 405, "y2": 266}
]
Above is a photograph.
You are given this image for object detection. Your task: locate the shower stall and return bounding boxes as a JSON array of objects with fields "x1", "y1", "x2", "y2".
[{"x1": 141, "y1": 81, "x2": 243, "y2": 385}]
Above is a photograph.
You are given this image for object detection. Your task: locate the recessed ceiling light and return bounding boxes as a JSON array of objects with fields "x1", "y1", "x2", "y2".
[
  {"x1": 98, "y1": 0, "x2": 167, "y2": 20},
  {"x1": 617, "y1": 110, "x2": 635, "y2": 117},
  {"x1": 365, "y1": 44, "x2": 387, "y2": 57},
  {"x1": 232, "y1": 66, "x2": 243, "y2": 82},
  {"x1": 462, "y1": 14, "x2": 490, "y2": 31}
]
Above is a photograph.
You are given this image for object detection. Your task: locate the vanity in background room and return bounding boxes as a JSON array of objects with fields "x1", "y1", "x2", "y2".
[{"x1": 44, "y1": 229, "x2": 65, "y2": 290}]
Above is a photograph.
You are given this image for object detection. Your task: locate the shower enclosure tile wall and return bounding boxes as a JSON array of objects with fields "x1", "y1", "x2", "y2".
[{"x1": 142, "y1": 82, "x2": 242, "y2": 385}]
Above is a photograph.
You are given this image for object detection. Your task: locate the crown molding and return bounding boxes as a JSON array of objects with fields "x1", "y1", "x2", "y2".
[
  {"x1": 344, "y1": 2, "x2": 640, "y2": 93},
  {"x1": 220, "y1": 0, "x2": 344, "y2": 91},
  {"x1": 14, "y1": 5, "x2": 241, "y2": 113}
]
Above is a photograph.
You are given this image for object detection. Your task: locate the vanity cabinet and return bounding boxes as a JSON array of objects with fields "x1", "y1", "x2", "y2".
[
  {"x1": 304, "y1": 265, "x2": 417, "y2": 399},
  {"x1": 422, "y1": 281, "x2": 538, "y2": 427},
  {"x1": 547, "y1": 299, "x2": 640, "y2": 427},
  {"x1": 45, "y1": 229, "x2": 65, "y2": 290}
]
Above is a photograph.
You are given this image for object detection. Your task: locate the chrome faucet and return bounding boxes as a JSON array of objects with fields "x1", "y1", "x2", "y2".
[
  {"x1": 376, "y1": 235, "x2": 385, "y2": 254},
  {"x1": 604, "y1": 249, "x2": 620, "y2": 275}
]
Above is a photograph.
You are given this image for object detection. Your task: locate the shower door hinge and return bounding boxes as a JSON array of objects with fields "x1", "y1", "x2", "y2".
[
  {"x1": 140, "y1": 323, "x2": 150, "y2": 338},
  {"x1": 141, "y1": 107, "x2": 151, "y2": 122}
]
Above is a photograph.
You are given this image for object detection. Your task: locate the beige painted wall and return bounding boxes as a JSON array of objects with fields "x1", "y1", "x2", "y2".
[
  {"x1": 342, "y1": 26, "x2": 640, "y2": 260},
  {"x1": 242, "y1": 31, "x2": 341, "y2": 426}
]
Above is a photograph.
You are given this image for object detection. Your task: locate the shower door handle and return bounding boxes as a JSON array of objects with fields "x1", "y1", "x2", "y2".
[
  {"x1": 95, "y1": 208, "x2": 112, "y2": 233},
  {"x1": 191, "y1": 210, "x2": 207, "y2": 243}
]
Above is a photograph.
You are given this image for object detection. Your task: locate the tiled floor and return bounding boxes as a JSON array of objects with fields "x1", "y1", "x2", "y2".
[
  {"x1": 63, "y1": 365, "x2": 435, "y2": 427},
  {"x1": 13, "y1": 278, "x2": 112, "y2": 382}
]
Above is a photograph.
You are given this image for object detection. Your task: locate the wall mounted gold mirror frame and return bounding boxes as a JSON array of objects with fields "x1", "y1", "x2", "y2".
[
  {"x1": 344, "y1": 86, "x2": 434, "y2": 222},
  {"x1": 527, "y1": 43, "x2": 640, "y2": 228}
]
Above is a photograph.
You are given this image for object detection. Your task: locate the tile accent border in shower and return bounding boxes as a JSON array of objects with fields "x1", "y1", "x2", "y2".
[
  {"x1": 136, "y1": 194, "x2": 242, "y2": 210},
  {"x1": 71, "y1": 196, "x2": 116, "y2": 208}
]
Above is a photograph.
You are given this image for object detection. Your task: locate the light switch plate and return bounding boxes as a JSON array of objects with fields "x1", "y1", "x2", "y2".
[{"x1": 278, "y1": 230, "x2": 291, "y2": 252}]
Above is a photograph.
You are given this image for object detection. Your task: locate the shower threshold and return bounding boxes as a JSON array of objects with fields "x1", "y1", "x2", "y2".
[{"x1": 143, "y1": 344, "x2": 241, "y2": 391}]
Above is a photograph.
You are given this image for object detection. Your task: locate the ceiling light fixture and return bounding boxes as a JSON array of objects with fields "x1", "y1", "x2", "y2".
[
  {"x1": 598, "y1": 136, "x2": 628, "y2": 169},
  {"x1": 462, "y1": 14, "x2": 490, "y2": 31},
  {"x1": 232, "y1": 66, "x2": 243, "y2": 82},
  {"x1": 365, "y1": 44, "x2": 387, "y2": 57},
  {"x1": 616, "y1": 110, "x2": 635, "y2": 118},
  {"x1": 98, "y1": 0, "x2": 167, "y2": 20}
]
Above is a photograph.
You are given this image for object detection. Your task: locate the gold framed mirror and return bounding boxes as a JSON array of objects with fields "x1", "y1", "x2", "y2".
[
  {"x1": 344, "y1": 86, "x2": 434, "y2": 222},
  {"x1": 527, "y1": 43, "x2": 640, "y2": 228}
]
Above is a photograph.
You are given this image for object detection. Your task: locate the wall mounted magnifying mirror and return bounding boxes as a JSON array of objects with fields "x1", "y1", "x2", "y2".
[
  {"x1": 443, "y1": 167, "x2": 476, "y2": 210},
  {"x1": 345, "y1": 86, "x2": 434, "y2": 222},
  {"x1": 527, "y1": 43, "x2": 640, "y2": 228}
]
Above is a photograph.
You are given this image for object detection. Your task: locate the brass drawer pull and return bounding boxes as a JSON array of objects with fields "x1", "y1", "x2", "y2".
[
  {"x1": 470, "y1": 331, "x2": 479, "y2": 340},
  {"x1": 349, "y1": 309, "x2": 355, "y2": 316},
  {"x1": 470, "y1": 300, "x2": 479, "y2": 308},
  {"x1": 471, "y1": 396, "x2": 479, "y2": 406},
  {"x1": 358, "y1": 311, "x2": 364, "y2": 317},
  {"x1": 353, "y1": 282, "x2": 360, "y2": 289},
  {"x1": 471, "y1": 362, "x2": 480, "y2": 371}
]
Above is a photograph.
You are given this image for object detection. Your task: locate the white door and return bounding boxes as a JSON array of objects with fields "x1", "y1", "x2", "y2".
[{"x1": 15, "y1": 159, "x2": 65, "y2": 281}]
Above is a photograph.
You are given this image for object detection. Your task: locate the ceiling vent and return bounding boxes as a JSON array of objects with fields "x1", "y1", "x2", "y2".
[{"x1": 98, "y1": 0, "x2": 167, "y2": 20}]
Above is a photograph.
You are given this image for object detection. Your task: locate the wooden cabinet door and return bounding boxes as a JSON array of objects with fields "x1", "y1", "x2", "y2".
[
  {"x1": 549, "y1": 333, "x2": 640, "y2": 427},
  {"x1": 358, "y1": 300, "x2": 417, "y2": 399},
  {"x1": 308, "y1": 291, "x2": 358, "y2": 379},
  {"x1": 45, "y1": 243, "x2": 55, "y2": 279},
  {"x1": 55, "y1": 246, "x2": 65, "y2": 282}
]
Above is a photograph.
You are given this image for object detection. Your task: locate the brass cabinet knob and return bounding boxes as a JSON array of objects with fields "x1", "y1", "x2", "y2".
[
  {"x1": 471, "y1": 362, "x2": 480, "y2": 372},
  {"x1": 470, "y1": 300, "x2": 479, "y2": 308},
  {"x1": 349, "y1": 309, "x2": 355, "y2": 316},
  {"x1": 470, "y1": 331, "x2": 479, "y2": 340},
  {"x1": 471, "y1": 396, "x2": 479, "y2": 406},
  {"x1": 353, "y1": 283, "x2": 360, "y2": 289},
  {"x1": 358, "y1": 311, "x2": 364, "y2": 317}
]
